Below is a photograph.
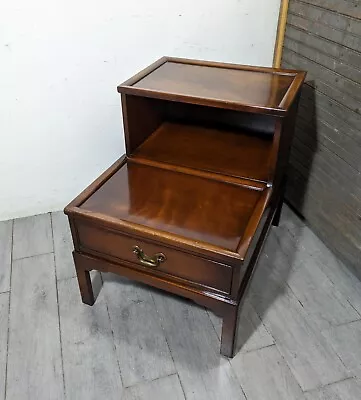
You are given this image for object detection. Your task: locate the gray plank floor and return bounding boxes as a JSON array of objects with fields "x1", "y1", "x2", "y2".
[{"x1": 0, "y1": 205, "x2": 361, "y2": 399}]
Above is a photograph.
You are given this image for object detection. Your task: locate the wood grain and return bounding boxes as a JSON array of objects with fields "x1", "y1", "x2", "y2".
[
  {"x1": 133, "y1": 121, "x2": 274, "y2": 183},
  {"x1": 58, "y1": 277, "x2": 123, "y2": 399},
  {"x1": 67, "y1": 57, "x2": 304, "y2": 358},
  {"x1": 289, "y1": 0, "x2": 361, "y2": 30},
  {"x1": 76, "y1": 221, "x2": 233, "y2": 294},
  {"x1": 152, "y1": 291, "x2": 246, "y2": 400},
  {"x1": 297, "y1": 0, "x2": 361, "y2": 19},
  {"x1": 52, "y1": 212, "x2": 75, "y2": 281},
  {"x1": 0, "y1": 220, "x2": 12, "y2": 293},
  {"x1": 322, "y1": 320, "x2": 361, "y2": 378},
  {"x1": 283, "y1": 49, "x2": 361, "y2": 102},
  {"x1": 78, "y1": 160, "x2": 264, "y2": 253},
  {"x1": 207, "y1": 300, "x2": 274, "y2": 353},
  {"x1": 12, "y1": 214, "x2": 53, "y2": 260},
  {"x1": 232, "y1": 345, "x2": 304, "y2": 400},
  {"x1": 102, "y1": 274, "x2": 176, "y2": 388},
  {"x1": 132, "y1": 62, "x2": 294, "y2": 109},
  {"x1": 305, "y1": 378, "x2": 361, "y2": 400},
  {"x1": 273, "y1": 0, "x2": 290, "y2": 68},
  {"x1": 119, "y1": 58, "x2": 303, "y2": 116},
  {"x1": 284, "y1": 38, "x2": 361, "y2": 84},
  {"x1": 252, "y1": 287, "x2": 349, "y2": 391},
  {"x1": 6, "y1": 254, "x2": 64, "y2": 399},
  {"x1": 249, "y1": 232, "x2": 350, "y2": 391},
  {"x1": 0, "y1": 293, "x2": 9, "y2": 400},
  {"x1": 287, "y1": 13, "x2": 361, "y2": 53},
  {"x1": 285, "y1": 25, "x2": 361, "y2": 70},
  {"x1": 280, "y1": 206, "x2": 361, "y2": 314},
  {"x1": 314, "y1": 249, "x2": 361, "y2": 316},
  {"x1": 122, "y1": 374, "x2": 185, "y2": 400},
  {"x1": 284, "y1": 247, "x2": 359, "y2": 331},
  {"x1": 3, "y1": 204, "x2": 361, "y2": 398},
  {"x1": 283, "y1": 0, "x2": 361, "y2": 273}
]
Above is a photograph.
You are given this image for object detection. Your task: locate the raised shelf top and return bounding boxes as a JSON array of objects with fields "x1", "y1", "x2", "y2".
[{"x1": 118, "y1": 57, "x2": 306, "y2": 116}]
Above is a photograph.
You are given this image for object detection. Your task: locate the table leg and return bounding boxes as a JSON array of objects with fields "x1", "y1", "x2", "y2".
[
  {"x1": 272, "y1": 198, "x2": 283, "y2": 227},
  {"x1": 220, "y1": 303, "x2": 240, "y2": 358},
  {"x1": 73, "y1": 252, "x2": 95, "y2": 306},
  {"x1": 75, "y1": 267, "x2": 95, "y2": 306},
  {"x1": 73, "y1": 251, "x2": 95, "y2": 305}
]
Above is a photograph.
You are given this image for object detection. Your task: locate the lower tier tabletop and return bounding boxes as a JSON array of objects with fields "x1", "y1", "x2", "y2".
[{"x1": 67, "y1": 158, "x2": 271, "y2": 264}]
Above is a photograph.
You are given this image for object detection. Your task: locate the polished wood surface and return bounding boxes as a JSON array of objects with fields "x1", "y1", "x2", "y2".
[
  {"x1": 79, "y1": 161, "x2": 264, "y2": 251},
  {"x1": 132, "y1": 121, "x2": 273, "y2": 182},
  {"x1": 66, "y1": 57, "x2": 305, "y2": 358},
  {"x1": 119, "y1": 57, "x2": 306, "y2": 116},
  {"x1": 134, "y1": 62, "x2": 293, "y2": 108},
  {"x1": 121, "y1": 94, "x2": 278, "y2": 157},
  {"x1": 76, "y1": 221, "x2": 233, "y2": 294}
]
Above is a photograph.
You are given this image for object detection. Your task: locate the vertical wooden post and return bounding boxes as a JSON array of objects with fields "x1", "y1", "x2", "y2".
[
  {"x1": 220, "y1": 304, "x2": 240, "y2": 358},
  {"x1": 73, "y1": 252, "x2": 95, "y2": 306},
  {"x1": 273, "y1": 0, "x2": 290, "y2": 68}
]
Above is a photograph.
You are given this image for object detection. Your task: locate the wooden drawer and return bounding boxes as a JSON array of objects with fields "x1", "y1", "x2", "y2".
[{"x1": 76, "y1": 221, "x2": 233, "y2": 294}]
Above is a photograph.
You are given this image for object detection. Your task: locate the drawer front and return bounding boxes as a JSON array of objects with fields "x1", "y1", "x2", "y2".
[{"x1": 76, "y1": 222, "x2": 232, "y2": 294}]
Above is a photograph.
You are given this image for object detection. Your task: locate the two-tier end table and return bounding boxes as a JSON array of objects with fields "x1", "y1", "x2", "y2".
[{"x1": 65, "y1": 57, "x2": 305, "y2": 357}]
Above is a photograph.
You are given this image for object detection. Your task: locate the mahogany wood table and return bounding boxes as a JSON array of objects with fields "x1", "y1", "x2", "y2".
[{"x1": 65, "y1": 57, "x2": 305, "y2": 357}]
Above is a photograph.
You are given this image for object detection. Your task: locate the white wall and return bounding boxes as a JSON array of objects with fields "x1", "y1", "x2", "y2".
[{"x1": 0, "y1": 0, "x2": 281, "y2": 221}]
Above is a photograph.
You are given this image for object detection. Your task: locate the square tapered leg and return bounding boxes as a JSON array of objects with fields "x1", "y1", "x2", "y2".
[{"x1": 220, "y1": 303, "x2": 240, "y2": 358}]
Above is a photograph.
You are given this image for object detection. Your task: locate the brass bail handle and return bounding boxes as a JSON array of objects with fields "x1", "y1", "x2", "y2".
[{"x1": 132, "y1": 245, "x2": 166, "y2": 268}]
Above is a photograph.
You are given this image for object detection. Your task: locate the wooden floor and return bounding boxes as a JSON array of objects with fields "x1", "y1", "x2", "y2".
[{"x1": 1, "y1": 205, "x2": 361, "y2": 399}]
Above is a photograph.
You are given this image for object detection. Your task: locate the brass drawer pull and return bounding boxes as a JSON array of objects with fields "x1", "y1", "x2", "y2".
[{"x1": 132, "y1": 245, "x2": 166, "y2": 268}]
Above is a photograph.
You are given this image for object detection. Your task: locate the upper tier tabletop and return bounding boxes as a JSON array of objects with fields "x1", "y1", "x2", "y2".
[{"x1": 118, "y1": 57, "x2": 306, "y2": 116}]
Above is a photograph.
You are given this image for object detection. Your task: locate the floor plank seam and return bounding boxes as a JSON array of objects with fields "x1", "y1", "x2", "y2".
[
  {"x1": 272, "y1": 341, "x2": 308, "y2": 393},
  {"x1": 241, "y1": 342, "x2": 277, "y2": 355},
  {"x1": 4, "y1": 219, "x2": 14, "y2": 400},
  {"x1": 56, "y1": 275, "x2": 77, "y2": 283},
  {"x1": 265, "y1": 245, "x2": 356, "y2": 388},
  {"x1": 176, "y1": 371, "x2": 187, "y2": 400},
  {"x1": 319, "y1": 318, "x2": 361, "y2": 376},
  {"x1": 283, "y1": 225, "x2": 325, "y2": 260},
  {"x1": 199, "y1": 305, "x2": 248, "y2": 399},
  {"x1": 149, "y1": 292, "x2": 178, "y2": 374},
  {"x1": 330, "y1": 316, "x2": 361, "y2": 330},
  {"x1": 53, "y1": 253, "x2": 66, "y2": 400},
  {"x1": 12, "y1": 251, "x2": 55, "y2": 262},
  {"x1": 5, "y1": 207, "x2": 361, "y2": 399},
  {"x1": 346, "y1": 299, "x2": 361, "y2": 319},
  {"x1": 205, "y1": 308, "x2": 221, "y2": 341},
  {"x1": 328, "y1": 318, "x2": 361, "y2": 330},
  {"x1": 321, "y1": 339, "x2": 354, "y2": 381},
  {"x1": 276, "y1": 344, "x2": 305, "y2": 395},
  {"x1": 103, "y1": 289, "x2": 125, "y2": 389},
  {"x1": 276, "y1": 225, "x2": 361, "y2": 327},
  {"x1": 246, "y1": 294, "x2": 277, "y2": 346},
  {"x1": 258, "y1": 316, "x2": 276, "y2": 346},
  {"x1": 147, "y1": 291, "x2": 204, "y2": 399},
  {"x1": 50, "y1": 213, "x2": 66, "y2": 399},
  {"x1": 230, "y1": 363, "x2": 249, "y2": 400},
  {"x1": 303, "y1": 375, "x2": 357, "y2": 394},
  {"x1": 123, "y1": 372, "x2": 181, "y2": 390}
]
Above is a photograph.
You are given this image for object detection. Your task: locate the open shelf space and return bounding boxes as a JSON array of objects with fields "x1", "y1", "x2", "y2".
[{"x1": 131, "y1": 121, "x2": 274, "y2": 183}]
